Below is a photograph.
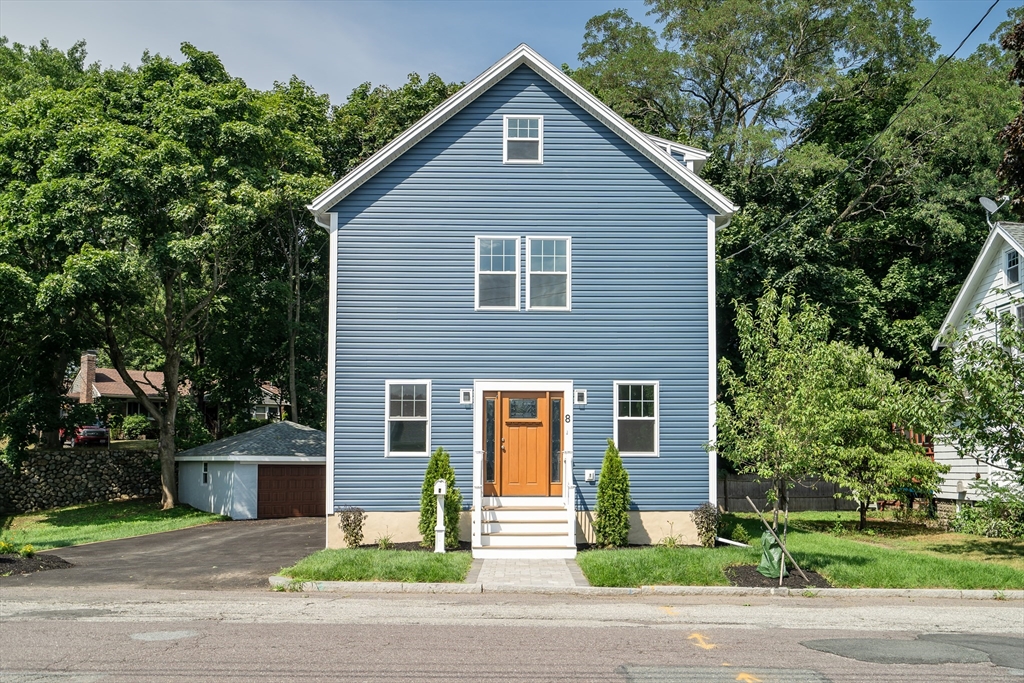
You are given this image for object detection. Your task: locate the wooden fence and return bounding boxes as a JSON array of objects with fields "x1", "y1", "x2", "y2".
[{"x1": 717, "y1": 474, "x2": 859, "y2": 512}]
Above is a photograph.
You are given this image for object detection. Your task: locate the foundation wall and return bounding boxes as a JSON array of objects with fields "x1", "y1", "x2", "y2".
[
  {"x1": 327, "y1": 510, "x2": 472, "y2": 549},
  {"x1": 576, "y1": 509, "x2": 698, "y2": 546}
]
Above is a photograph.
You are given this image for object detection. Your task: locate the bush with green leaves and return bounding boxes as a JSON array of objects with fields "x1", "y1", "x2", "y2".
[
  {"x1": 0, "y1": 539, "x2": 16, "y2": 554},
  {"x1": 594, "y1": 438, "x2": 632, "y2": 547},
  {"x1": 691, "y1": 502, "x2": 720, "y2": 548},
  {"x1": 949, "y1": 483, "x2": 1024, "y2": 539},
  {"x1": 18, "y1": 544, "x2": 35, "y2": 558},
  {"x1": 419, "y1": 447, "x2": 463, "y2": 549},
  {"x1": 730, "y1": 523, "x2": 753, "y2": 544},
  {"x1": 120, "y1": 415, "x2": 150, "y2": 440},
  {"x1": 336, "y1": 506, "x2": 367, "y2": 548}
]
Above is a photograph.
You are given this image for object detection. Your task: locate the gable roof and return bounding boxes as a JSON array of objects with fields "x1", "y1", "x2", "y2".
[
  {"x1": 308, "y1": 44, "x2": 737, "y2": 228},
  {"x1": 933, "y1": 221, "x2": 1024, "y2": 349},
  {"x1": 69, "y1": 367, "x2": 168, "y2": 400},
  {"x1": 175, "y1": 421, "x2": 326, "y2": 460}
]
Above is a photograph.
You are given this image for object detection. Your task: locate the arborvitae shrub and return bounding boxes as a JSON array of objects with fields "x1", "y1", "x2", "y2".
[
  {"x1": 594, "y1": 438, "x2": 631, "y2": 547},
  {"x1": 419, "y1": 447, "x2": 463, "y2": 548}
]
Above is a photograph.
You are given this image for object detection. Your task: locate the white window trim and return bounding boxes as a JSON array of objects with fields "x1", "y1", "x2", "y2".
[
  {"x1": 526, "y1": 236, "x2": 572, "y2": 311},
  {"x1": 612, "y1": 381, "x2": 660, "y2": 457},
  {"x1": 503, "y1": 115, "x2": 544, "y2": 164},
  {"x1": 475, "y1": 236, "x2": 521, "y2": 311},
  {"x1": 1006, "y1": 249, "x2": 1021, "y2": 285},
  {"x1": 202, "y1": 462, "x2": 209, "y2": 485},
  {"x1": 384, "y1": 380, "x2": 432, "y2": 458}
]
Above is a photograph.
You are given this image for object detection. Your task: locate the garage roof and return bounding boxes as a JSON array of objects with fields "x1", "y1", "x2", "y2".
[{"x1": 175, "y1": 421, "x2": 326, "y2": 462}]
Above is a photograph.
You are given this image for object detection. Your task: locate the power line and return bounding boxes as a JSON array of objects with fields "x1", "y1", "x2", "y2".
[{"x1": 722, "y1": 0, "x2": 1002, "y2": 262}]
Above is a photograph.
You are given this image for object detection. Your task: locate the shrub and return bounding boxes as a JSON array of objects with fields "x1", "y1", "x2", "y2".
[
  {"x1": 594, "y1": 438, "x2": 631, "y2": 547},
  {"x1": 691, "y1": 502, "x2": 720, "y2": 548},
  {"x1": 121, "y1": 415, "x2": 150, "y2": 440},
  {"x1": 0, "y1": 539, "x2": 16, "y2": 554},
  {"x1": 731, "y1": 523, "x2": 753, "y2": 544},
  {"x1": 419, "y1": 447, "x2": 463, "y2": 549},
  {"x1": 336, "y1": 506, "x2": 367, "y2": 548},
  {"x1": 18, "y1": 544, "x2": 35, "y2": 558},
  {"x1": 949, "y1": 483, "x2": 1024, "y2": 539}
]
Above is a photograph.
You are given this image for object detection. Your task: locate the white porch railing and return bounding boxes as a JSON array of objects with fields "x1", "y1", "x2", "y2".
[
  {"x1": 472, "y1": 449, "x2": 484, "y2": 546},
  {"x1": 562, "y1": 449, "x2": 575, "y2": 545}
]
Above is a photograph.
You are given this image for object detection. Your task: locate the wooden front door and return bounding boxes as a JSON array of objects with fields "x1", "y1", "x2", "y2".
[{"x1": 483, "y1": 391, "x2": 563, "y2": 497}]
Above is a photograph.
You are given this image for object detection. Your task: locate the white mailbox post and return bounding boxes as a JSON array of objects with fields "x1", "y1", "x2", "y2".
[{"x1": 433, "y1": 479, "x2": 447, "y2": 553}]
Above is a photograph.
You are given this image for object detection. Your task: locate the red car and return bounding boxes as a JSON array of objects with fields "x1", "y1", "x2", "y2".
[{"x1": 64, "y1": 425, "x2": 109, "y2": 447}]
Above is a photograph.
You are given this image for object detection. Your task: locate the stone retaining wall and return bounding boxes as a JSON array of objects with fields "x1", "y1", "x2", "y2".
[{"x1": 0, "y1": 448, "x2": 160, "y2": 513}]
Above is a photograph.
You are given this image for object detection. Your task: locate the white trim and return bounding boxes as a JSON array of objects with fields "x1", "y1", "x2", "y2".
[
  {"x1": 574, "y1": 389, "x2": 588, "y2": 405},
  {"x1": 384, "y1": 380, "x2": 432, "y2": 458},
  {"x1": 306, "y1": 44, "x2": 736, "y2": 225},
  {"x1": 707, "y1": 214, "x2": 718, "y2": 507},
  {"x1": 503, "y1": 114, "x2": 544, "y2": 164},
  {"x1": 176, "y1": 454, "x2": 327, "y2": 464},
  {"x1": 933, "y1": 224, "x2": 1024, "y2": 349},
  {"x1": 325, "y1": 213, "x2": 338, "y2": 524},
  {"x1": 202, "y1": 462, "x2": 209, "y2": 484},
  {"x1": 475, "y1": 235, "x2": 521, "y2": 311},
  {"x1": 612, "y1": 381, "x2": 660, "y2": 457},
  {"x1": 525, "y1": 236, "x2": 571, "y2": 311}
]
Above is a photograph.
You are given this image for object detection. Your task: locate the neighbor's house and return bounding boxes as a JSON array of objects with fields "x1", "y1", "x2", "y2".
[
  {"x1": 68, "y1": 351, "x2": 289, "y2": 424},
  {"x1": 307, "y1": 45, "x2": 736, "y2": 558},
  {"x1": 932, "y1": 221, "x2": 1023, "y2": 503}
]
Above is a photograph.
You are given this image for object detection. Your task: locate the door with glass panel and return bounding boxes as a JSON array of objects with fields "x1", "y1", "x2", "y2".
[{"x1": 483, "y1": 391, "x2": 563, "y2": 497}]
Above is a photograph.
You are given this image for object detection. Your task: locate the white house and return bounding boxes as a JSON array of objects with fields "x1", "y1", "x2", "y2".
[{"x1": 932, "y1": 221, "x2": 1023, "y2": 503}]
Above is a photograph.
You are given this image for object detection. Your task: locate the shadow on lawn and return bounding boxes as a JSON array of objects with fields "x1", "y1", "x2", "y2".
[
  {"x1": 924, "y1": 538, "x2": 1024, "y2": 560},
  {"x1": 2, "y1": 498, "x2": 207, "y2": 532}
]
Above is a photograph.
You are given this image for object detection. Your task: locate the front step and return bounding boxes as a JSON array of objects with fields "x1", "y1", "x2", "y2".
[
  {"x1": 474, "y1": 496, "x2": 574, "y2": 558},
  {"x1": 473, "y1": 546, "x2": 577, "y2": 559},
  {"x1": 482, "y1": 520, "x2": 566, "y2": 534}
]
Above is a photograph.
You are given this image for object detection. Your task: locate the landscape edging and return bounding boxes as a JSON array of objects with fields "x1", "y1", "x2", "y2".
[{"x1": 267, "y1": 576, "x2": 1023, "y2": 599}]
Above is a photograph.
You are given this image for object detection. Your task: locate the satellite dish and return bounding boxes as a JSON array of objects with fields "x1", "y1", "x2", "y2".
[{"x1": 980, "y1": 196, "x2": 999, "y2": 213}]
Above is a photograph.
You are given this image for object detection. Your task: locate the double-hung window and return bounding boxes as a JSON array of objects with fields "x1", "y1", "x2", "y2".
[
  {"x1": 386, "y1": 381, "x2": 430, "y2": 457},
  {"x1": 614, "y1": 382, "x2": 659, "y2": 456},
  {"x1": 476, "y1": 237, "x2": 519, "y2": 310},
  {"x1": 504, "y1": 116, "x2": 542, "y2": 163},
  {"x1": 1007, "y1": 250, "x2": 1020, "y2": 285},
  {"x1": 527, "y1": 237, "x2": 570, "y2": 309}
]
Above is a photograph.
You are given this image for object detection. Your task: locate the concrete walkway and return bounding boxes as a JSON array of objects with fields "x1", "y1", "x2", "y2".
[{"x1": 473, "y1": 558, "x2": 588, "y2": 587}]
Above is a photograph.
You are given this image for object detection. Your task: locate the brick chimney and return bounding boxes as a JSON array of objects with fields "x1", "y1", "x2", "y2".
[{"x1": 80, "y1": 351, "x2": 97, "y2": 404}]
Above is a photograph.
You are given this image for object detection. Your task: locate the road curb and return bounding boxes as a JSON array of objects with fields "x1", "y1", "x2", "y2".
[{"x1": 268, "y1": 576, "x2": 1023, "y2": 599}]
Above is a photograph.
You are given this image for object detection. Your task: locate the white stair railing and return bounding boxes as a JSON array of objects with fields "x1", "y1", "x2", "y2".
[
  {"x1": 562, "y1": 449, "x2": 575, "y2": 547},
  {"x1": 472, "y1": 449, "x2": 484, "y2": 547}
]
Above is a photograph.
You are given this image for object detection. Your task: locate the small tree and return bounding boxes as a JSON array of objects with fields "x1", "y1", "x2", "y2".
[
  {"x1": 815, "y1": 344, "x2": 947, "y2": 530},
  {"x1": 930, "y1": 303, "x2": 1024, "y2": 487},
  {"x1": 714, "y1": 287, "x2": 831, "y2": 530},
  {"x1": 419, "y1": 447, "x2": 463, "y2": 549},
  {"x1": 595, "y1": 438, "x2": 632, "y2": 547}
]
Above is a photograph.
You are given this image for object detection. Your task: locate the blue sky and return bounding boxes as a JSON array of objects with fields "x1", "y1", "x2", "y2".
[{"x1": 1, "y1": 0, "x2": 1019, "y2": 105}]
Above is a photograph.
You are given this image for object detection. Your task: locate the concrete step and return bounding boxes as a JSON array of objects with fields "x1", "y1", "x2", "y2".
[
  {"x1": 479, "y1": 533, "x2": 573, "y2": 548},
  {"x1": 472, "y1": 546, "x2": 577, "y2": 559},
  {"x1": 483, "y1": 496, "x2": 562, "y2": 508},
  {"x1": 480, "y1": 508, "x2": 566, "y2": 522},
  {"x1": 482, "y1": 520, "x2": 567, "y2": 534}
]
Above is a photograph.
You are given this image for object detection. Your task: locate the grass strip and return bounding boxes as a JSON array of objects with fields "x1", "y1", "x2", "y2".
[
  {"x1": 577, "y1": 545, "x2": 759, "y2": 587},
  {"x1": 280, "y1": 548, "x2": 474, "y2": 583},
  {"x1": 0, "y1": 498, "x2": 227, "y2": 550}
]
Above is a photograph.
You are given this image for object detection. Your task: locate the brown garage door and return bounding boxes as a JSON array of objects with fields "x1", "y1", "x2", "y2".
[{"x1": 257, "y1": 464, "x2": 325, "y2": 518}]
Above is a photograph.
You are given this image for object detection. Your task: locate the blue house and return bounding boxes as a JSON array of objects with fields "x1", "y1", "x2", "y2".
[{"x1": 308, "y1": 45, "x2": 736, "y2": 558}]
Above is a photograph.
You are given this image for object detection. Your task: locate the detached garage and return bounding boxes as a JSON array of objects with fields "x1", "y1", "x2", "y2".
[{"x1": 176, "y1": 421, "x2": 325, "y2": 520}]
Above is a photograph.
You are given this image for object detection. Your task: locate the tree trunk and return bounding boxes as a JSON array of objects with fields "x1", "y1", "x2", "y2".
[
  {"x1": 287, "y1": 220, "x2": 300, "y2": 424},
  {"x1": 158, "y1": 350, "x2": 181, "y2": 510},
  {"x1": 858, "y1": 500, "x2": 868, "y2": 530}
]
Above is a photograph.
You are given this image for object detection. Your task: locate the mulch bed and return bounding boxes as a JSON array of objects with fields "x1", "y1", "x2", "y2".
[
  {"x1": 0, "y1": 552, "x2": 73, "y2": 576},
  {"x1": 357, "y1": 541, "x2": 473, "y2": 552},
  {"x1": 726, "y1": 564, "x2": 832, "y2": 589}
]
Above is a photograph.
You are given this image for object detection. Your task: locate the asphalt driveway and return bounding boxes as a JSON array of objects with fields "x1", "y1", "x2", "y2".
[{"x1": 1, "y1": 517, "x2": 323, "y2": 590}]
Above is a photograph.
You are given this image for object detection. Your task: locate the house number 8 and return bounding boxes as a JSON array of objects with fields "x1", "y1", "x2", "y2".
[{"x1": 565, "y1": 414, "x2": 571, "y2": 423}]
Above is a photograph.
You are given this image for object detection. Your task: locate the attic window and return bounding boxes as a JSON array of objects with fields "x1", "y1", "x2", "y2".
[
  {"x1": 1008, "y1": 249, "x2": 1020, "y2": 285},
  {"x1": 504, "y1": 116, "x2": 542, "y2": 163}
]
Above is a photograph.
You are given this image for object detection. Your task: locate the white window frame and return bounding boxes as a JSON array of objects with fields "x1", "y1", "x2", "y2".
[
  {"x1": 503, "y1": 115, "x2": 543, "y2": 164},
  {"x1": 202, "y1": 462, "x2": 209, "y2": 485},
  {"x1": 1006, "y1": 249, "x2": 1020, "y2": 285},
  {"x1": 384, "y1": 380, "x2": 431, "y2": 458},
  {"x1": 475, "y1": 236, "x2": 520, "y2": 311},
  {"x1": 526, "y1": 236, "x2": 571, "y2": 311},
  {"x1": 612, "y1": 381, "x2": 660, "y2": 457}
]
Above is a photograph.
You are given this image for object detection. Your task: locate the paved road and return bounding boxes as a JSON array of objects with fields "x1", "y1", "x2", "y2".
[
  {"x1": 1, "y1": 517, "x2": 323, "y2": 590},
  {"x1": 2, "y1": 587, "x2": 1021, "y2": 682}
]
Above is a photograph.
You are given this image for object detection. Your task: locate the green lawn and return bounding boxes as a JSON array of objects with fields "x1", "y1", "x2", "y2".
[
  {"x1": 0, "y1": 498, "x2": 228, "y2": 550},
  {"x1": 280, "y1": 548, "x2": 474, "y2": 583},
  {"x1": 577, "y1": 512, "x2": 1024, "y2": 590}
]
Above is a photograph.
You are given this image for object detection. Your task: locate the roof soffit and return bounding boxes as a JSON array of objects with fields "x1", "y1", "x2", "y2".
[{"x1": 308, "y1": 44, "x2": 736, "y2": 224}]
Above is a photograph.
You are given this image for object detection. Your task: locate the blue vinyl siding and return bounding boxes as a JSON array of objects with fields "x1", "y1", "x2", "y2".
[{"x1": 329, "y1": 65, "x2": 711, "y2": 512}]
